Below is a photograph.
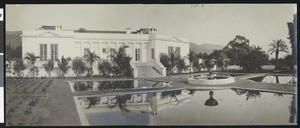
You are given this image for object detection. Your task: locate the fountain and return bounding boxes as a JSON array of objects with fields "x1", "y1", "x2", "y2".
[{"x1": 188, "y1": 59, "x2": 235, "y2": 85}]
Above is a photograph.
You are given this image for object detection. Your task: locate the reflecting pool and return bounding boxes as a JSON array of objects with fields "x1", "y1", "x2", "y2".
[
  {"x1": 262, "y1": 75, "x2": 296, "y2": 84},
  {"x1": 76, "y1": 88, "x2": 296, "y2": 125}
]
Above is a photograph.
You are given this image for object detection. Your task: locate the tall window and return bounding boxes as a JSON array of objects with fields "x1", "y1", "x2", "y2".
[
  {"x1": 51, "y1": 44, "x2": 58, "y2": 61},
  {"x1": 135, "y1": 49, "x2": 141, "y2": 61},
  {"x1": 110, "y1": 48, "x2": 115, "y2": 60},
  {"x1": 84, "y1": 48, "x2": 90, "y2": 56},
  {"x1": 168, "y1": 46, "x2": 174, "y2": 54},
  {"x1": 40, "y1": 44, "x2": 47, "y2": 61},
  {"x1": 151, "y1": 48, "x2": 155, "y2": 59},
  {"x1": 102, "y1": 48, "x2": 106, "y2": 53},
  {"x1": 175, "y1": 47, "x2": 181, "y2": 58}
]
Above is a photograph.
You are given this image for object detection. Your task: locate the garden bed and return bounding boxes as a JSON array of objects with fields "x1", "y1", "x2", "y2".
[{"x1": 6, "y1": 78, "x2": 55, "y2": 126}]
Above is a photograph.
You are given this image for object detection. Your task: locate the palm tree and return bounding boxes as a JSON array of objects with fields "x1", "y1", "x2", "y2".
[
  {"x1": 72, "y1": 57, "x2": 87, "y2": 78},
  {"x1": 57, "y1": 56, "x2": 71, "y2": 77},
  {"x1": 187, "y1": 49, "x2": 196, "y2": 73},
  {"x1": 98, "y1": 59, "x2": 112, "y2": 77},
  {"x1": 268, "y1": 39, "x2": 289, "y2": 69},
  {"x1": 109, "y1": 46, "x2": 133, "y2": 77},
  {"x1": 24, "y1": 52, "x2": 39, "y2": 77},
  {"x1": 83, "y1": 49, "x2": 100, "y2": 77},
  {"x1": 44, "y1": 60, "x2": 54, "y2": 77},
  {"x1": 160, "y1": 51, "x2": 180, "y2": 75}
]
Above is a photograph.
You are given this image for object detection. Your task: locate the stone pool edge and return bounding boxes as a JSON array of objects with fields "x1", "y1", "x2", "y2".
[{"x1": 69, "y1": 81, "x2": 90, "y2": 126}]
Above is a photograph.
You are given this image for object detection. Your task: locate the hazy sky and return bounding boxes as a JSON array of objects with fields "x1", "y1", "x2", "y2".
[{"x1": 6, "y1": 4, "x2": 296, "y2": 58}]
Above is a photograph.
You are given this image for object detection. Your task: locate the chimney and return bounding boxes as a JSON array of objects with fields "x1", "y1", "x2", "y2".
[
  {"x1": 126, "y1": 28, "x2": 131, "y2": 34},
  {"x1": 55, "y1": 25, "x2": 62, "y2": 30}
]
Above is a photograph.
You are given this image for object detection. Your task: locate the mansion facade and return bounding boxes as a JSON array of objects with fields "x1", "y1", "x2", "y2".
[{"x1": 11, "y1": 25, "x2": 190, "y2": 78}]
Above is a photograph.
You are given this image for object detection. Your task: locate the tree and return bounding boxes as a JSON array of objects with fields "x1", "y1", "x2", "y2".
[
  {"x1": 24, "y1": 52, "x2": 39, "y2": 77},
  {"x1": 223, "y1": 35, "x2": 250, "y2": 65},
  {"x1": 239, "y1": 45, "x2": 269, "y2": 71},
  {"x1": 98, "y1": 59, "x2": 112, "y2": 77},
  {"x1": 284, "y1": 54, "x2": 294, "y2": 70},
  {"x1": 187, "y1": 49, "x2": 197, "y2": 73},
  {"x1": 160, "y1": 50, "x2": 180, "y2": 75},
  {"x1": 57, "y1": 56, "x2": 71, "y2": 77},
  {"x1": 43, "y1": 60, "x2": 54, "y2": 77},
  {"x1": 72, "y1": 57, "x2": 87, "y2": 77},
  {"x1": 208, "y1": 50, "x2": 228, "y2": 70},
  {"x1": 176, "y1": 59, "x2": 187, "y2": 73},
  {"x1": 192, "y1": 60, "x2": 203, "y2": 72},
  {"x1": 109, "y1": 46, "x2": 133, "y2": 77},
  {"x1": 83, "y1": 49, "x2": 100, "y2": 77},
  {"x1": 13, "y1": 59, "x2": 26, "y2": 77},
  {"x1": 268, "y1": 39, "x2": 289, "y2": 69}
]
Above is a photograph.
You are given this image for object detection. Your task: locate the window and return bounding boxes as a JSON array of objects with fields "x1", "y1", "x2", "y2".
[
  {"x1": 102, "y1": 48, "x2": 106, "y2": 53},
  {"x1": 50, "y1": 44, "x2": 58, "y2": 61},
  {"x1": 168, "y1": 46, "x2": 174, "y2": 54},
  {"x1": 175, "y1": 47, "x2": 180, "y2": 58},
  {"x1": 110, "y1": 48, "x2": 115, "y2": 60},
  {"x1": 135, "y1": 49, "x2": 141, "y2": 61},
  {"x1": 84, "y1": 48, "x2": 90, "y2": 56},
  {"x1": 151, "y1": 48, "x2": 155, "y2": 59},
  {"x1": 40, "y1": 44, "x2": 47, "y2": 61}
]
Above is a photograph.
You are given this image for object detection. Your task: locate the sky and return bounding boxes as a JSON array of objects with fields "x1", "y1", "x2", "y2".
[{"x1": 6, "y1": 4, "x2": 296, "y2": 58}]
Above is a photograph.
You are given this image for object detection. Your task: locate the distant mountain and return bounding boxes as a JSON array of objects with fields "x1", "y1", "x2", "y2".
[
  {"x1": 190, "y1": 43, "x2": 224, "y2": 54},
  {"x1": 6, "y1": 31, "x2": 22, "y2": 48}
]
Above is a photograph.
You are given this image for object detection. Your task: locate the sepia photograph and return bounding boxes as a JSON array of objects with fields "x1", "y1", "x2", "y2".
[{"x1": 5, "y1": 4, "x2": 297, "y2": 126}]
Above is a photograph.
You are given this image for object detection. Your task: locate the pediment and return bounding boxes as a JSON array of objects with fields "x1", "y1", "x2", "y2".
[
  {"x1": 168, "y1": 37, "x2": 183, "y2": 42},
  {"x1": 37, "y1": 31, "x2": 61, "y2": 37}
]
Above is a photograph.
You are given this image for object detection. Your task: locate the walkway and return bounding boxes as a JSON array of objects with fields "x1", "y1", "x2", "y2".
[
  {"x1": 34, "y1": 79, "x2": 81, "y2": 126},
  {"x1": 235, "y1": 73, "x2": 267, "y2": 79}
]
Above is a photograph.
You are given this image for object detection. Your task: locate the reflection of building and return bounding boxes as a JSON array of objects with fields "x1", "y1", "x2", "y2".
[
  {"x1": 12, "y1": 26, "x2": 190, "y2": 78},
  {"x1": 287, "y1": 14, "x2": 297, "y2": 67},
  {"x1": 79, "y1": 90, "x2": 192, "y2": 112}
]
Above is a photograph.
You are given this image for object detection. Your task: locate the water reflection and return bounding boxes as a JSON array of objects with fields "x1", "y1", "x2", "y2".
[
  {"x1": 97, "y1": 81, "x2": 133, "y2": 90},
  {"x1": 188, "y1": 89, "x2": 197, "y2": 96},
  {"x1": 204, "y1": 91, "x2": 219, "y2": 106},
  {"x1": 74, "y1": 81, "x2": 93, "y2": 91},
  {"x1": 87, "y1": 97, "x2": 101, "y2": 109},
  {"x1": 231, "y1": 88, "x2": 262, "y2": 101},
  {"x1": 262, "y1": 75, "x2": 297, "y2": 84},
  {"x1": 273, "y1": 93, "x2": 283, "y2": 97},
  {"x1": 160, "y1": 90, "x2": 182, "y2": 103},
  {"x1": 73, "y1": 81, "x2": 161, "y2": 92},
  {"x1": 107, "y1": 94, "x2": 132, "y2": 112},
  {"x1": 79, "y1": 88, "x2": 295, "y2": 125}
]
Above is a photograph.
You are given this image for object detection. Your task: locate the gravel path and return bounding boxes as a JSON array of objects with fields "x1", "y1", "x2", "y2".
[{"x1": 34, "y1": 79, "x2": 81, "y2": 126}]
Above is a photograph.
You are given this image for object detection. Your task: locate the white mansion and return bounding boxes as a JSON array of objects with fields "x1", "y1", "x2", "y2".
[{"x1": 10, "y1": 25, "x2": 190, "y2": 78}]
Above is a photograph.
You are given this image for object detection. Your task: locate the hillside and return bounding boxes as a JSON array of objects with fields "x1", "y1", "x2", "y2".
[
  {"x1": 6, "y1": 31, "x2": 22, "y2": 48},
  {"x1": 190, "y1": 42, "x2": 224, "y2": 54}
]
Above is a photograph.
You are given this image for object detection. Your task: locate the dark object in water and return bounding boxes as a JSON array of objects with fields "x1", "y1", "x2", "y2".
[{"x1": 205, "y1": 91, "x2": 219, "y2": 106}]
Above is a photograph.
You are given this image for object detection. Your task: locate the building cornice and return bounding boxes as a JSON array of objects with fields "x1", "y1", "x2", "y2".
[
  {"x1": 74, "y1": 38, "x2": 149, "y2": 42},
  {"x1": 21, "y1": 35, "x2": 75, "y2": 38}
]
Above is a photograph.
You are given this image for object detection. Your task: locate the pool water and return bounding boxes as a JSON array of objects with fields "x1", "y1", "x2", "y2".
[
  {"x1": 72, "y1": 80, "x2": 161, "y2": 91},
  {"x1": 262, "y1": 76, "x2": 296, "y2": 84},
  {"x1": 78, "y1": 89, "x2": 296, "y2": 125}
]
